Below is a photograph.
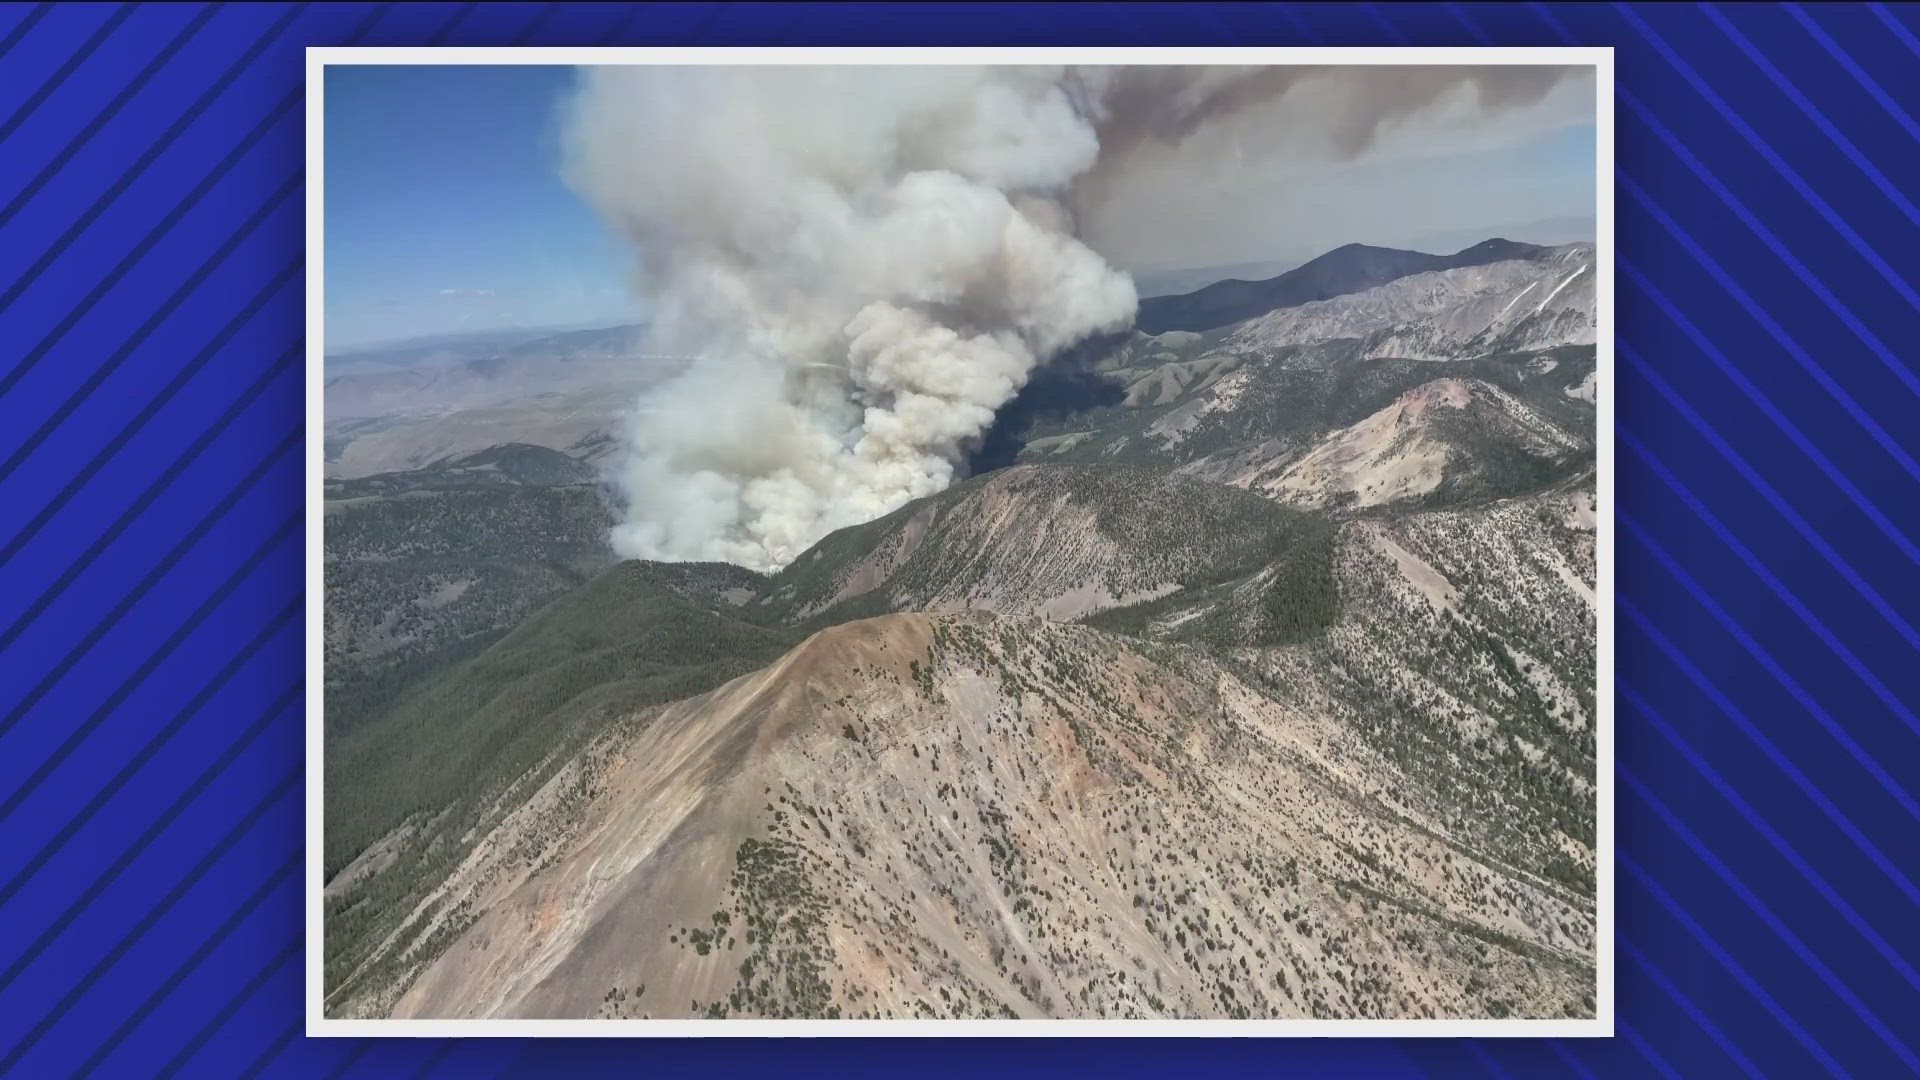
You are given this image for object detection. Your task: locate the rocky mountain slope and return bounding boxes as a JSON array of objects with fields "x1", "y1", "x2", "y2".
[
  {"x1": 758, "y1": 464, "x2": 1329, "y2": 629},
  {"x1": 1002, "y1": 240, "x2": 1596, "y2": 494},
  {"x1": 331, "y1": 609, "x2": 1593, "y2": 1022},
  {"x1": 1252, "y1": 478, "x2": 1598, "y2": 890},
  {"x1": 1224, "y1": 244, "x2": 1594, "y2": 361},
  {"x1": 1015, "y1": 343, "x2": 1593, "y2": 509},
  {"x1": 1241, "y1": 377, "x2": 1586, "y2": 510},
  {"x1": 1002, "y1": 243, "x2": 1596, "y2": 518},
  {"x1": 324, "y1": 558, "x2": 788, "y2": 886},
  {"x1": 323, "y1": 469, "x2": 1596, "y2": 1022},
  {"x1": 322, "y1": 235, "x2": 1599, "y2": 1023}
]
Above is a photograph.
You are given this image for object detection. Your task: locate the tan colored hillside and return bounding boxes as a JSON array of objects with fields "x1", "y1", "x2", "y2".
[{"x1": 331, "y1": 609, "x2": 1591, "y2": 1021}]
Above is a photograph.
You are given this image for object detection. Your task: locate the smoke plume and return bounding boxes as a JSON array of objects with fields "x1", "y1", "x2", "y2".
[
  {"x1": 566, "y1": 64, "x2": 1575, "y2": 571},
  {"x1": 1064, "y1": 65, "x2": 1574, "y2": 230}
]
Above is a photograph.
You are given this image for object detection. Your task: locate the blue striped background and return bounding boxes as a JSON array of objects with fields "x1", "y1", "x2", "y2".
[{"x1": 0, "y1": 2, "x2": 1915, "y2": 1076}]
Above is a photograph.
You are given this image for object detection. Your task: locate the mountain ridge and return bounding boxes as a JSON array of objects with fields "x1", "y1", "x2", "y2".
[
  {"x1": 337, "y1": 607, "x2": 1594, "y2": 1021},
  {"x1": 322, "y1": 228, "x2": 1600, "y2": 1022},
  {"x1": 324, "y1": 457, "x2": 1597, "y2": 1021},
  {"x1": 1134, "y1": 237, "x2": 1565, "y2": 335}
]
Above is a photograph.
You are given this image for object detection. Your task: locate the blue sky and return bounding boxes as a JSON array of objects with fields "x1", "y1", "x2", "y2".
[
  {"x1": 324, "y1": 66, "x2": 1596, "y2": 350},
  {"x1": 323, "y1": 66, "x2": 638, "y2": 350}
]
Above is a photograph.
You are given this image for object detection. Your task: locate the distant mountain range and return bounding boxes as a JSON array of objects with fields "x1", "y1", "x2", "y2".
[
  {"x1": 325, "y1": 320, "x2": 647, "y2": 366},
  {"x1": 1223, "y1": 242, "x2": 1594, "y2": 360},
  {"x1": 1128, "y1": 214, "x2": 1595, "y2": 301},
  {"x1": 1136, "y1": 238, "x2": 1569, "y2": 335},
  {"x1": 1132, "y1": 259, "x2": 1308, "y2": 299},
  {"x1": 1403, "y1": 214, "x2": 1596, "y2": 258}
]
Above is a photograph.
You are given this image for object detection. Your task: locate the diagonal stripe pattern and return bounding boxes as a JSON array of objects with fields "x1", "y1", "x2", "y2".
[{"x1": 0, "y1": 3, "x2": 1915, "y2": 1078}]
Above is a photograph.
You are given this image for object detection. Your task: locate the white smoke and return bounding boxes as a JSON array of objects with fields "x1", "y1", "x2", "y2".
[
  {"x1": 565, "y1": 65, "x2": 1136, "y2": 571},
  {"x1": 566, "y1": 64, "x2": 1576, "y2": 572}
]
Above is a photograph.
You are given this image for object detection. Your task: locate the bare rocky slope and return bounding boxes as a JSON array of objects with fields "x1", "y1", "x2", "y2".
[
  {"x1": 323, "y1": 470, "x2": 1597, "y2": 1022},
  {"x1": 333, "y1": 609, "x2": 1593, "y2": 1021},
  {"x1": 1000, "y1": 242, "x2": 1596, "y2": 503},
  {"x1": 322, "y1": 236, "x2": 1599, "y2": 1022},
  {"x1": 758, "y1": 464, "x2": 1333, "y2": 633},
  {"x1": 1221, "y1": 243, "x2": 1594, "y2": 361},
  {"x1": 1238, "y1": 377, "x2": 1586, "y2": 510}
]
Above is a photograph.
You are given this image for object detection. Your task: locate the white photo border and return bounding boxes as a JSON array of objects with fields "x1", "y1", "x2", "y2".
[{"x1": 305, "y1": 44, "x2": 1615, "y2": 1040}]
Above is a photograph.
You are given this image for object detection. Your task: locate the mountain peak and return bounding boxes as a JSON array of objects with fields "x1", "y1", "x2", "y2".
[
  {"x1": 1136, "y1": 236, "x2": 1563, "y2": 335},
  {"x1": 1449, "y1": 237, "x2": 1544, "y2": 262}
]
